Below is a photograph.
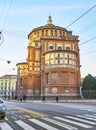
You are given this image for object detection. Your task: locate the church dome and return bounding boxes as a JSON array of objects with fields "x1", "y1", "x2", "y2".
[{"x1": 28, "y1": 15, "x2": 69, "y2": 39}]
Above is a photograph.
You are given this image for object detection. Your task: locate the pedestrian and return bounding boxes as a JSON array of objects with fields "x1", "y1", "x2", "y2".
[
  {"x1": 23, "y1": 95, "x2": 26, "y2": 101},
  {"x1": 56, "y1": 96, "x2": 58, "y2": 103},
  {"x1": 42, "y1": 95, "x2": 45, "y2": 102},
  {"x1": 20, "y1": 97, "x2": 22, "y2": 102}
]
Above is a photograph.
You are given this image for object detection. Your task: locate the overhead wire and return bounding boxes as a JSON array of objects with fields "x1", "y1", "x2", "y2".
[
  {"x1": 0, "y1": 0, "x2": 13, "y2": 45},
  {"x1": 81, "y1": 49, "x2": 96, "y2": 56},
  {"x1": 0, "y1": 0, "x2": 28, "y2": 40},
  {"x1": 0, "y1": 1, "x2": 96, "y2": 56},
  {"x1": 66, "y1": 3, "x2": 96, "y2": 28},
  {"x1": 0, "y1": 58, "x2": 17, "y2": 63},
  {"x1": 0, "y1": 0, "x2": 28, "y2": 39},
  {"x1": 0, "y1": 58, "x2": 26, "y2": 64},
  {"x1": 0, "y1": 68, "x2": 16, "y2": 72},
  {"x1": 0, "y1": 2, "x2": 96, "y2": 77},
  {"x1": 0, "y1": 3, "x2": 95, "y2": 41},
  {"x1": 0, "y1": 0, "x2": 6, "y2": 22},
  {"x1": 3, "y1": 29, "x2": 27, "y2": 39},
  {"x1": 1, "y1": 0, "x2": 13, "y2": 30},
  {"x1": 79, "y1": 36, "x2": 96, "y2": 46},
  {"x1": 77, "y1": 18, "x2": 96, "y2": 34},
  {"x1": 1, "y1": 3, "x2": 96, "y2": 40},
  {"x1": 66, "y1": 3, "x2": 96, "y2": 56},
  {"x1": 3, "y1": 29, "x2": 28, "y2": 35},
  {"x1": 0, "y1": 0, "x2": 6, "y2": 45}
]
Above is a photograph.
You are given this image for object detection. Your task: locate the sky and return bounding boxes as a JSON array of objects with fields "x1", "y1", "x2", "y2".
[{"x1": 0, "y1": 0, "x2": 96, "y2": 78}]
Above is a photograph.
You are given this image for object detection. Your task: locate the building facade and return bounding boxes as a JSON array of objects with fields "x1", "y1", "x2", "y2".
[
  {"x1": 0, "y1": 75, "x2": 17, "y2": 99},
  {"x1": 17, "y1": 16, "x2": 81, "y2": 99}
]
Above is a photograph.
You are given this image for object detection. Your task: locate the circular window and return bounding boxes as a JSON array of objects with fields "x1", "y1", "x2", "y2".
[
  {"x1": 52, "y1": 87, "x2": 57, "y2": 94},
  {"x1": 49, "y1": 45, "x2": 54, "y2": 50}
]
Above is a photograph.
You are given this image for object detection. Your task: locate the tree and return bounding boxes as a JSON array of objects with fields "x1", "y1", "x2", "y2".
[{"x1": 82, "y1": 74, "x2": 96, "y2": 99}]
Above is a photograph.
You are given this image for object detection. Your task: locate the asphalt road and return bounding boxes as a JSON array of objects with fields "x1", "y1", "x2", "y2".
[{"x1": 0, "y1": 100, "x2": 96, "y2": 130}]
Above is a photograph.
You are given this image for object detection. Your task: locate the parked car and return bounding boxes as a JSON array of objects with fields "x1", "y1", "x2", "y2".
[{"x1": 0, "y1": 100, "x2": 6, "y2": 119}]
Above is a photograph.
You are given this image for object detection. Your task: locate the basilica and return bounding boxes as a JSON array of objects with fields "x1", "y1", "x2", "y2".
[{"x1": 17, "y1": 15, "x2": 81, "y2": 99}]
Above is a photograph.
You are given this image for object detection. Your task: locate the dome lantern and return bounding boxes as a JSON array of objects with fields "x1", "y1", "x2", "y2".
[{"x1": 47, "y1": 15, "x2": 52, "y2": 24}]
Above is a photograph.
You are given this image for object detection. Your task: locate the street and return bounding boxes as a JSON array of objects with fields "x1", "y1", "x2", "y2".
[{"x1": 0, "y1": 100, "x2": 96, "y2": 130}]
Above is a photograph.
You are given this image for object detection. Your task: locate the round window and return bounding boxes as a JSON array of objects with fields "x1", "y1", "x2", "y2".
[{"x1": 49, "y1": 45, "x2": 54, "y2": 50}]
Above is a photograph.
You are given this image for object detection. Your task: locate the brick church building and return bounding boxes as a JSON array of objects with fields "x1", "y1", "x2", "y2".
[{"x1": 17, "y1": 16, "x2": 81, "y2": 99}]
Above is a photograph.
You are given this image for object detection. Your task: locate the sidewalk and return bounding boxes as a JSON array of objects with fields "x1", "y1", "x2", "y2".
[
  {"x1": 4, "y1": 99, "x2": 96, "y2": 103},
  {"x1": 24, "y1": 99, "x2": 96, "y2": 104}
]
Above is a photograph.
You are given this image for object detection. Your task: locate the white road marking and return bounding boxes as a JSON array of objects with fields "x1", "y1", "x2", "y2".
[
  {"x1": 0, "y1": 122, "x2": 13, "y2": 130},
  {"x1": 54, "y1": 117, "x2": 93, "y2": 128},
  {"x1": 1, "y1": 114, "x2": 96, "y2": 130},
  {"x1": 66, "y1": 116, "x2": 96, "y2": 125},
  {"x1": 15, "y1": 120, "x2": 36, "y2": 130},
  {"x1": 77, "y1": 115, "x2": 96, "y2": 121},
  {"x1": 29, "y1": 118, "x2": 58, "y2": 130},
  {"x1": 42, "y1": 117, "x2": 78, "y2": 130},
  {"x1": 84, "y1": 114, "x2": 96, "y2": 118}
]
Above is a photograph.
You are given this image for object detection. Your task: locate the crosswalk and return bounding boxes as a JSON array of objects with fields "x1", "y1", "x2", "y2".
[
  {"x1": 0, "y1": 114, "x2": 96, "y2": 130},
  {"x1": 80, "y1": 107, "x2": 96, "y2": 113}
]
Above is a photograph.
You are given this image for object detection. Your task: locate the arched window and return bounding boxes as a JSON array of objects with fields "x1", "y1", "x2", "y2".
[
  {"x1": 51, "y1": 30, "x2": 53, "y2": 36},
  {"x1": 59, "y1": 31, "x2": 61, "y2": 36},
  {"x1": 58, "y1": 46, "x2": 62, "y2": 50},
  {"x1": 45, "y1": 30, "x2": 48, "y2": 36},
  {"x1": 42, "y1": 30, "x2": 44, "y2": 36},
  {"x1": 37, "y1": 31, "x2": 39, "y2": 37},
  {"x1": 66, "y1": 47, "x2": 70, "y2": 50},
  {"x1": 55, "y1": 30, "x2": 57, "y2": 36},
  {"x1": 63, "y1": 32, "x2": 65, "y2": 36}
]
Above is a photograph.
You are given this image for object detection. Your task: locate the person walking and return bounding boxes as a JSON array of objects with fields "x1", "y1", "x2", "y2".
[
  {"x1": 56, "y1": 96, "x2": 58, "y2": 103},
  {"x1": 42, "y1": 95, "x2": 45, "y2": 102}
]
